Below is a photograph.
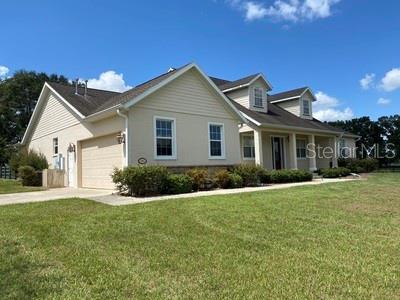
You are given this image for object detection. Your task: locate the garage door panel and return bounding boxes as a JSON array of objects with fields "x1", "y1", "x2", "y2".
[{"x1": 81, "y1": 134, "x2": 122, "y2": 189}]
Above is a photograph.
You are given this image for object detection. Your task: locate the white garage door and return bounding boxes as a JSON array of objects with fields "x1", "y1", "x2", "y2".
[{"x1": 81, "y1": 134, "x2": 123, "y2": 189}]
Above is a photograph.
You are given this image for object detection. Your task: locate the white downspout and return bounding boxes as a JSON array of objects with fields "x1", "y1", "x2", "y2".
[{"x1": 117, "y1": 108, "x2": 129, "y2": 167}]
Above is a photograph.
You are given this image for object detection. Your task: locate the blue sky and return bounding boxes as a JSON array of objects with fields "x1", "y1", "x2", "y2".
[{"x1": 1, "y1": 0, "x2": 399, "y2": 121}]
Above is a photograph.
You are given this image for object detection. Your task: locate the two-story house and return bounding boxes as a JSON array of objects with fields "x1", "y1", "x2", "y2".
[{"x1": 22, "y1": 63, "x2": 357, "y2": 189}]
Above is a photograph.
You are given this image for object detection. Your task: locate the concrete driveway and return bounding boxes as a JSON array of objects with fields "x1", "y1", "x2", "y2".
[{"x1": 0, "y1": 188, "x2": 113, "y2": 206}]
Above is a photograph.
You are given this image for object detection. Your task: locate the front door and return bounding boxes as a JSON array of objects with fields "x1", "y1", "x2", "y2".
[
  {"x1": 67, "y1": 151, "x2": 75, "y2": 187},
  {"x1": 272, "y1": 137, "x2": 284, "y2": 170}
]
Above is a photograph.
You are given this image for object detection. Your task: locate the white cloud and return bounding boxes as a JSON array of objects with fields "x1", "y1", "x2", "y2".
[
  {"x1": 244, "y1": 2, "x2": 268, "y2": 20},
  {"x1": 85, "y1": 71, "x2": 132, "y2": 92},
  {"x1": 359, "y1": 73, "x2": 375, "y2": 90},
  {"x1": 230, "y1": 0, "x2": 341, "y2": 22},
  {"x1": 313, "y1": 91, "x2": 354, "y2": 121},
  {"x1": 0, "y1": 65, "x2": 9, "y2": 79},
  {"x1": 380, "y1": 68, "x2": 400, "y2": 92},
  {"x1": 377, "y1": 97, "x2": 391, "y2": 105}
]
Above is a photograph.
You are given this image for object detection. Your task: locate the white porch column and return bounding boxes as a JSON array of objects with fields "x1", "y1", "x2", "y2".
[
  {"x1": 289, "y1": 133, "x2": 298, "y2": 169},
  {"x1": 308, "y1": 134, "x2": 317, "y2": 172},
  {"x1": 254, "y1": 129, "x2": 263, "y2": 166},
  {"x1": 332, "y1": 136, "x2": 338, "y2": 168}
]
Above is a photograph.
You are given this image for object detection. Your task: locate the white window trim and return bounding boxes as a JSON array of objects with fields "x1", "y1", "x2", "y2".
[
  {"x1": 253, "y1": 87, "x2": 264, "y2": 108},
  {"x1": 242, "y1": 134, "x2": 255, "y2": 160},
  {"x1": 296, "y1": 138, "x2": 307, "y2": 160},
  {"x1": 302, "y1": 99, "x2": 311, "y2": 117},
  {"x1": 153, "y1": 116, "x2": 177, "y2": 160},
  {"x1": 208, "y1": 122, "x2": 226, "y2": 160},
  {"x1": 53, "y1": 137, "x2": 59, "y2": 156}
]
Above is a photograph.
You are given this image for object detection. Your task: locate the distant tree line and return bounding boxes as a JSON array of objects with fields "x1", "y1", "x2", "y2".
[
  {"x1": 329, "y1": 116, "x2": 400, "y2": 165},
  {"x1": 0, "y1": 70, "x2": 70, "y2": 164}
]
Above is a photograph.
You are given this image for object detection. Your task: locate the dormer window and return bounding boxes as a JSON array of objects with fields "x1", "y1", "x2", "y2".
[
  {"x1": 302, "y1": 99, "x2": 310, "y2": 116},
  {"x1": 254, "y1": 88, "x2": 263, "y2": 107}
]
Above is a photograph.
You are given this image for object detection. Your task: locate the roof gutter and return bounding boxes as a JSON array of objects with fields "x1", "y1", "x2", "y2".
[
  {"x1": 256, "y1": 122, "x2": 344, "y2": 136},
  {"x1": 116, "y1": 108, "x2": 129, "y2": 167}
]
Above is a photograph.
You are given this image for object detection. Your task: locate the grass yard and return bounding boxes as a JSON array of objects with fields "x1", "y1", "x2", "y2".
[
  {"x1": 0, "y1": 179, "x2": 44, "y2": 194},
  {"x1": 0, "y1": 173, "x2": 399, "y2": 299}
]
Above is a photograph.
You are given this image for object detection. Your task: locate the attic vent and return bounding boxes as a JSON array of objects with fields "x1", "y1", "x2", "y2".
[{"x1": 167, "y1": 67, "x2": 176, "y2": 73}]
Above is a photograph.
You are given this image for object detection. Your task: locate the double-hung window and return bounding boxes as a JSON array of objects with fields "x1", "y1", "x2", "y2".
[
  {"x1": 302, "y1": 99, "x2": 310, "y2": 116},
  {"x1": 154, "y1": 117, "x2": 176, "y2": 159},
  {"x1": 242, "y1": 135, "x2": 255, "y2": 159},
  {"x1": 53, "y1": 138, "x2": 59, "y2": 155},
  {"x1": 339, "y1": 139, "x2": 348, "y2": 158},
  {"x1": 208, "y1": 123, "x2": 225, "y2": 159},
  {"x1": 296, "y1": 139, "x2": 307, "y2": 159},
  {"x1": 254, "y1": 87, "x2": 263, "y2": 107}
]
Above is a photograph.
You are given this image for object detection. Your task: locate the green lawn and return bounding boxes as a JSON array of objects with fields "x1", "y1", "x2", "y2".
[
  {"x1": 0, "y1": 173, "x2": 399, "y2": 299},
  {"x1": 0, "y1": 179, "x2": 45, "y2": 194}
]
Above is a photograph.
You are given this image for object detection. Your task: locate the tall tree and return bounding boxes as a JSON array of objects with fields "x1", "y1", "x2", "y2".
[
  {"x1": 0, "y1": 70, "x2": 70, "y2": 163},
  {"x1": 329, "y1": 117, "x2": 393, "y2": 165}
]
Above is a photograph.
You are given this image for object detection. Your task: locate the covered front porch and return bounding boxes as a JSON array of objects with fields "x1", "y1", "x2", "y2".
[{"x1": 240, "y1": 126, "x2": 339, "y2": 171}]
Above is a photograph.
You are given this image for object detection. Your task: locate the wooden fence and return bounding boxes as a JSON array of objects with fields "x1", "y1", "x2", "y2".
[{"x1": 0, "y1": 165, "x2": 16, "y2": 179}]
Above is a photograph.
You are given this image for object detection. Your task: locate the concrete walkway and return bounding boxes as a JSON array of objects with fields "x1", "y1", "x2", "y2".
[
  {"x1": 0, "y1": 178, "x2": 360, "y2": 207},
  {"x1": 0, "y1": 188, "x2": 112, "y2": 206},
  {"x1": 90, "y1": 178, "x2": 360, "y2": 206}
]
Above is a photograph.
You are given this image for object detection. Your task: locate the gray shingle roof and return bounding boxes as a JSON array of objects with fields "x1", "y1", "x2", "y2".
[
  {"x1": 268, "y1": 87, "x2": 309, "y2": 102},
  {"x1": 230, "y1": 98, "x2": 344, "y2": 134},
  {"x1": 47, "y1": 65, "x2": 188, "y2": 117},
  {"x1": 210, "y1": 74, "x2": 260, "y2": 91},
  {"x1": 47, "y1": 82, "x2": 120, "y2": 116}
]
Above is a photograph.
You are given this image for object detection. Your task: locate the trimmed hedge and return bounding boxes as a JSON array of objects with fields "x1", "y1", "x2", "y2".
[
  {"x1": 18, "y1": 165, "x2": 41, "y2": 186},
  {"x1": 232, "y1": 164, "x2": 264, "y2": 187},
  {"x1": 112, "y1": 165, "x2": 169, "y2": 197},
  {"x1": 186, "y1": 168, "x2": 214, "y2": 191},
  {"x1": 269, "y1": 169, "x2": 313, "y2": 183},
  {"x1": 214, "y1": 170, "x2": 243, "y2": 189},
  {"x1": 338, "y1": 158, "x2": 379, "y2": 173},
  {"x1": 112, "y1": 164, "x2": 314, "y2": 197},
  {"x1": 165, "y1": 174, "x2": 193, "y2": 194},
  {"x1": 319, "y1": 167, "x2": 351, "y2": 178}
]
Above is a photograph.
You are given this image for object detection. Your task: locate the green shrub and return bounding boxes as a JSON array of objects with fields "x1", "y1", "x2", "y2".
[
  {"x1": 10, "y1": 149, "x2": 48, "y2": 172},
  {"x1": 319, "y1": 167, "x2": 351, "y2": 178},
  {"x1": 111, "y1": 168, "x2": 126, "y2": 193},
  {"x1": 271, "y1": 170, "x2": 313, "y2": 183},
  {"x1": 186, "y1": 168, "x2": 214, "y2": 191},
  {"x1": 18, "y1": 165, "x2": 41, "y2": 186},
  {"x1": 338, "y1": 158, "x2": 379, "y2": 173},
  {"x1": 232, "y1": 164, "x2": 264, "y2": 187},
  {"x1": 228, "y1": 173, "x2": 244, "y2": 188},
  {"x1": 259, "y1": 169, "x2": 271, "y2": 184},
  {"x1": 214, "y1": 170, "x2": 243, "y2": 189},
  {"x1": 165, "y1": 174, "x2": 193, "y2": 194},
  {"x1": 269, "y1": 169, "x2": 313, "y2": 183},
  {"x1": 111, "y1": 165, "x2": 169, "y2": 197}
]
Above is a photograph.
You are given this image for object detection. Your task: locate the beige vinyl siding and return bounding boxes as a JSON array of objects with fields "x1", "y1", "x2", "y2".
[
  {"x1": 225, "y1": 88, "x2": 250, "y2": 109},
  {"x1": 315, "y1": 136, "x2": 332, "y2": 169},
  {"x1": 136, "y1": 69, "x2": 234, "y2": 119},
  {"x1": 81, "y1": 134, "x2": 123, "y2": 189},
  {"x1": 342, "y1": 137, "x2": 357, "y2": 158},
  {"x1": 28, "y1": 92, "x2": 125, "y2": 187},
  {"x1": 32, "y1": 93, "x2": 80, "y2": 140},
  {"x1": 128, "y1": 69, "x2": 241, "y2": 166},
  {"x1": 276, "y1": 99, "x2": 300, "y2": 117}
]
